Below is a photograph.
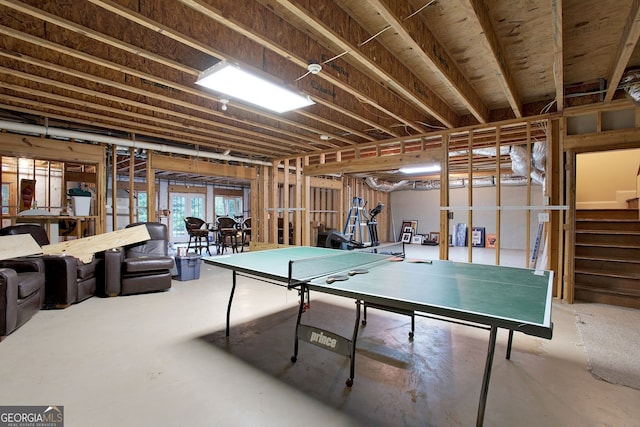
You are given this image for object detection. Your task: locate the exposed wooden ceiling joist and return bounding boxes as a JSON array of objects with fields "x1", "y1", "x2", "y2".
[
  {"x1": 0, "y1": 0, "x2": 637, "y2": 184},
  {"x1": 604, "y1": 0, "x2": 640, "y2": 103}
]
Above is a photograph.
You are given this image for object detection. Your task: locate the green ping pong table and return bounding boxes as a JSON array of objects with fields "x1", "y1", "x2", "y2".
[{"x1": 203, "y1": 246, "x2": 553, "y2": 427}]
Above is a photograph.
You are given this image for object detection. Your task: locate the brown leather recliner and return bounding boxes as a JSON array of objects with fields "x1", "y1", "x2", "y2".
[
  {"x1": 101, "y1": 222, "x2": 174, "y2": 296},
  {"x1": 0, "y1": 224, "x2": 100, "y2": 308},
  {"x1": 0, "y1": 258, "x2": 45, "y2": 340}
]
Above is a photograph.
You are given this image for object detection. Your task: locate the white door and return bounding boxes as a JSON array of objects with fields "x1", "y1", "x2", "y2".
[{"x1": 169, "y1": 192, "x2": 206, "y2": 242}]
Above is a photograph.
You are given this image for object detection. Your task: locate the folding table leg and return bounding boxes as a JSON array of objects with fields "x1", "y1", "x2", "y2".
[
  {"x1": 476, "y1": 325, "x2": 498, "y2": 427},
  {"x1": 506, "y1": 329, "x2": 514, "y2": 359},
  {"x1": 361, "y1": 303, "x2": 368, "y2": 325},
  {"x1": 346, "y1": 299, "x2": 362, "y2": 387},
  {"x1": 290, "y1": 284, "x2": 307, "y2": 363},
  {"x1": 225, "y1": 271, "x2": 237, "y2": 337},
  {"x1": 409, "y1": 312, "x2": 415, "y2": 340}
]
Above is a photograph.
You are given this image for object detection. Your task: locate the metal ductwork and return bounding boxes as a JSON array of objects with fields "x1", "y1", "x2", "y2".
[
  {"x1": 364, "y1": 175, "x2": 530, "y2": 192},
  {"x1": 0, "y1": 120, "x2": 272, "y2": 167},
  {"x1": 449, "y1": 146, "x2": 511, "y2": 157},
  {"x1": 364, "y1": 177, "x2": 410, "y2": 192},
  {"x1": 500, "y1": 175, "x2": 530, "y2": 186},
  {"x1": 510, "y1": 142, "x2": 545, "y2": 185},
  {"x1": 366, "y1": 139, "x2": 546, "y2": 192},
  {"x1": 621, "y1": 69, "x2": 640, "y2": 103}
]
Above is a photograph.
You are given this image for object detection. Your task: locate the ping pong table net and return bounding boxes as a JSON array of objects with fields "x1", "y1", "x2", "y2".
[{"x1": 287, "y1": 242, "x2": 405, "y2": 287}]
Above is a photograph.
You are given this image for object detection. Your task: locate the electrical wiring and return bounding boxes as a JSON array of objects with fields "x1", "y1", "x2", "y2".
[{"x1": 293, "y1": 0, "x2": 437, "y2": 81}]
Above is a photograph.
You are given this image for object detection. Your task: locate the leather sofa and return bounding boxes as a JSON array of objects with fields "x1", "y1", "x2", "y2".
[
  {"x1": 101, "y1": 222, "x2": 174, "y2": 296},
  {"x1": 0, "y1": 258, "x2": 45, "y2": 340},
  {"x1": 0, "y1": 224, "x2": 100, "y2": 308}
]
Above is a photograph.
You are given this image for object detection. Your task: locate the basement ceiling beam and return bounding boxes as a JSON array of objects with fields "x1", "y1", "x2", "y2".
[
  {"x1": 265, "y1": 0, "x2": 458, "y2": 129},
  {"x1": 177, "y1": 0, "x2": 409, "y2": 138},
  {"x1": 0, "y1": 58, "x2": 319, "y2": 155},
  {"x1": 0, "y1": 90, "x2": 290, "y2": 159},
  {"x1": 367, "y1": 0, "x2": 488, "y2": 123},
  {"x1": 303, "y1": 149, "x2": 442, "y2": 176},
  {"x1": 604, "y1": 0, "x2": 640, "y2": 103},
  {"x1": 0, "y1": 6, "x2": 353, "y2": 150},
  {"x1": 0, "y1": 0, "x2": 195, "y2": 74},
  {"x1": 551, "y1": 0, "x2": 564, "y2": 111},
  {"x1": 85, "y1": 0, "x2": 390, "y2": 142},
  {"x1": 465, "y1": 0, "x2": 522, "y2": 118}
]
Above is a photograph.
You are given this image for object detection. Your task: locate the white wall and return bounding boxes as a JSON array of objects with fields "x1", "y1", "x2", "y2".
[
  {"x1": 390, "y1": 184, "x2": 543, "y2": 250},
  {"x1": 576, "y1": 148, "x2": 640, "y2": 209}
]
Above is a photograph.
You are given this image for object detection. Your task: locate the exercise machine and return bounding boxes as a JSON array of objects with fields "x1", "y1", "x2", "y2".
[{"x1": 326, "y1": 199, "x2": 384, "y2": 250}]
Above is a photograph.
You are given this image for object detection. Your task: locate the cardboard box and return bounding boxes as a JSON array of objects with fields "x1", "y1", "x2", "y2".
[{"x1": 173, "y1": 254, "x2": 202, "y2": 281}]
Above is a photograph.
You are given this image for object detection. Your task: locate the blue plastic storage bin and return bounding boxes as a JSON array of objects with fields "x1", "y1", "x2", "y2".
[{"x1": 174, "y1": 254, "x2": 202, "y2": 281}]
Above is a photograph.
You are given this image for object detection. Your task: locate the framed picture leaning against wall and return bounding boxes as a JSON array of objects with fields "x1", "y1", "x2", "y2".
[
  {"x1": 399, "y1": 220, "x2": 418, "y2": 241},
  {"x1": 472, "y1": 227, "x2": 486, "y2": 247}
]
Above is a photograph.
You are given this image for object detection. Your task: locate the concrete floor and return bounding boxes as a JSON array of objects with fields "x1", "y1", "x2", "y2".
[{"x1": 1, "y1": 245, "x2": 639, "y2": 426}]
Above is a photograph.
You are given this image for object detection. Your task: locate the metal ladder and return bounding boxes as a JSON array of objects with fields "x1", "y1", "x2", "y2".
[{"x1": 343, "y1": 197, "x2": 370, "y2": 246}]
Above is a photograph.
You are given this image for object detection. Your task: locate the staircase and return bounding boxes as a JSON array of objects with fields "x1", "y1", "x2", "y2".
[{"x1": 575, "y1": 209, "x2": 640, "y2": 308}]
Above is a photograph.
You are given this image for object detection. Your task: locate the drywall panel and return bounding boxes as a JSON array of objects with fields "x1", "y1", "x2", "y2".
[{"x1": 576, "y1": 148, "x2": 640, "y2": 208}]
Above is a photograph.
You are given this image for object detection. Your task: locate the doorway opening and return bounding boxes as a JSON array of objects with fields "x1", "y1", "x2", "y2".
[{"x1": 169, "y1": 192, "x2": 206, "y2": 243}]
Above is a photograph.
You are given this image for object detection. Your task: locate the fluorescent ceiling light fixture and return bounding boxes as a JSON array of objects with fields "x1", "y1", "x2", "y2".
[
  {"x1": 196, "y1": 61, "x2": 315, "y2": 113},
  {"x1": 399, "y1": 164, "x2": 441, "y2": 174}
]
